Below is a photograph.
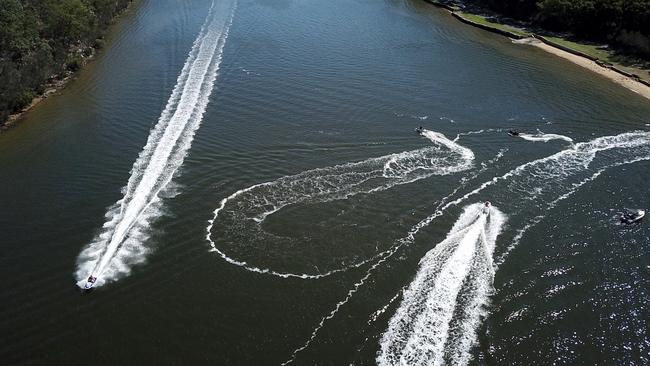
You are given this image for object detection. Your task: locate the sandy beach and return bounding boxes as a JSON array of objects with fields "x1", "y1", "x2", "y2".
[{"x1": 520, "y1": 38, "x2": 650, "y2": 101}]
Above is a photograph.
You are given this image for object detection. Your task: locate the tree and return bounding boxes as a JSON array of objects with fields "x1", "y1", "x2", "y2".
[
  {"x1": 42, "y1": 0, "x2": 95, "y2": 46},
  {"x1": 0, "y1": 0, "x2": 39, "y2": 60}
]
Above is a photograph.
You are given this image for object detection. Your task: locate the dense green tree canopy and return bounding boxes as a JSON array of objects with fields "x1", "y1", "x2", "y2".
[
  {"x1": 0, "y1": 0, "x2": 132, "y2": 122},
  {"x1": 473, "y1": 0, "x2": 650, "y2": 40},
  {"x1": 0, "y1": 0, "x2": 39, "y2": 59}
]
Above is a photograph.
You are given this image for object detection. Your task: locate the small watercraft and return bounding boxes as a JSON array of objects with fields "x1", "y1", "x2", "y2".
[
  {"x1": 507, "y1": 130, "x2": 520, "y2": 137},
  {"x1": 415, "y1": 126, "x2": 424, "y2": 134},
  {"x1": 482, "y1": 201, "x2": 491, "y2": 215},
  {"x1": 83, "y1": 276, "x2": 97, "y2": 290},
  {"x1": 620, "y1": 209, "x2": 645, "y2": 224}
]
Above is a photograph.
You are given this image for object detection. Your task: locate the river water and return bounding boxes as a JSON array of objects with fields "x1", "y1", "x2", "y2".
[{"x1": 1, "y1": 0, "x2": 649, "y2": 364}]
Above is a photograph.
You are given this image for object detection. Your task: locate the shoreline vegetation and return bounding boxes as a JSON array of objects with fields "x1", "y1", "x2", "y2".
[
  {"x1": 0, "y1": 0, "x2": 135, "y2": 132},
  {"x1": 424, "y1": 0, "x2": 650, "y2": 101}
]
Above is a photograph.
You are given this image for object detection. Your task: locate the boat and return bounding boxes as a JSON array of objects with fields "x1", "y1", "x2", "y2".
[
  {"x1": 415, "y1": 126, "x2": 424, "y2": 134},
  {"x1": 83, "y1": 276, "x2": 97, "y2": 290},
  {"x1": 621, "y1": 209, "x2": 645, "y2": 224},
  {"x1": 481, "y1": 201, "x2": 491, "y2": 215}
]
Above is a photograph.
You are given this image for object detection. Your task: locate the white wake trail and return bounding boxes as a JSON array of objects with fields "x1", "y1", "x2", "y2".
[
  {"x1": 75, "y1": 0, "x2": 237, "y2": 288},
  {"x1": 494, "y1": 153, "x2": 650, "y2": 269},
  {"x1": 378, "y1": 204, "x2": 506, "y2": 366},
  {"x1": 207, "y1": 129, "x2": 474, "y2": 279},
  {"x1": 453, "y1": 128, "x2": 504, "y2": 142},
  {"x1": 518, "y1": 130, "x2": 573, "y2": 143}
]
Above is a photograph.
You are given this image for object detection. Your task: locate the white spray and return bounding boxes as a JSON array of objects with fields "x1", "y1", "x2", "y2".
[
  {"x1": 518, "y1": 130, "x2": 573, "y2": 143},
  {"x1": 378, "y1": 203, "x2": 506, "y2": 366}
]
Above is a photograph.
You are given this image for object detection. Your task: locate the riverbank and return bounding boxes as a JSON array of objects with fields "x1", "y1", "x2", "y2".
[
  {"x1": 0, "y1": 0, "x2": 136, "y2": 133},
  {"x1": 423, "y1": 0, "x2": 650, "y2": 101},
  {"x1": 524, "y1": 38, "x2": 650, "y2": 100},
  {"x1": 2, "y1": 63, "x2": 83, "y2": 132}
]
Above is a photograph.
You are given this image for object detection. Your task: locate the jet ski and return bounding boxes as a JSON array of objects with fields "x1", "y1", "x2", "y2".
[
  {"x1": 620, "y1": 209, "x2": 645, "y2": 224},
  {"x1": 83, "y1": 276, "x2": 97, "y2": 291},
  {"x1": 481, "y1": 201, "x2": 491, "y2": 215},
  {"x1": 415, "y1": 126, "x2": 424, "y2": 134},
  {"x1": 507, "y1": 129, "x2": 520, "y2": 137}
]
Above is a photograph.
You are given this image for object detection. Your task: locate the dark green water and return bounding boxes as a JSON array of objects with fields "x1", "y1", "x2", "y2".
[{"x1": 1, "y1": 0, "x2": 649, "y2": 364}]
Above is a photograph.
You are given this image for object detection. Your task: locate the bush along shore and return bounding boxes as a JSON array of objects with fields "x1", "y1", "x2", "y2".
[
  {"x1": 0, "y1": 0, "x2": 134, "y2": 131},
  {"x1": 424, "y1": 0, "x2": 650, "y2": 98}
]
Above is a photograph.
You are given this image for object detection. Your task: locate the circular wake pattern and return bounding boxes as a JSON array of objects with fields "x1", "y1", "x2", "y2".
[{"x1": 206, "y1": 130, "x2": 474, "y2": 278}]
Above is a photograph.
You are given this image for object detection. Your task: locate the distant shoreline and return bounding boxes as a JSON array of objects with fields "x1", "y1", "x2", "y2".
[
  {"x1": 2, "y1": 69, "x2": 76, "y2": 132},
  {"x1": 3, "y1": 0, "x2": 647, "y2": 135},
  {"x1": 423, "y1": 0, "x2": 650, "y2": 102}
]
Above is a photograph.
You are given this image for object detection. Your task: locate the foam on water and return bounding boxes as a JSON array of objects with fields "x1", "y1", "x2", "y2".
[
  {"x1": 206, "y1": 129, "x2": 474, "y2": 278},
  {"x1": 518, "y1": 130, "x2": 573, "y2": 143},
  {"x1": 488, "y1": 131, "x2": 650, "y2": 268},
  {"x1": 494, "y1": 153, "x2": 650, "y2": 269},
  {"x1": 75, "y1": 0, "x2": 237, "y2": 288},
  {"x1": 453, "y1": 128, "x2": 505, "y2": 142},
  {"x1": 378, "y1": 204, "x2": 505, "y2": 365}
]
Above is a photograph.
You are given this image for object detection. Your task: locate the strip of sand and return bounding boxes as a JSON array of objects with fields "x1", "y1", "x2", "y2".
[{"x1": 516, "y1": 37, "x2": 650, "y2": 101}]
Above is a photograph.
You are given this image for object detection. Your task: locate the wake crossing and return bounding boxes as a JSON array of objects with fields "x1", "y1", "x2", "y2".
[{"x1": 206, "y1": 129, "x2": 474, "y2": 278}]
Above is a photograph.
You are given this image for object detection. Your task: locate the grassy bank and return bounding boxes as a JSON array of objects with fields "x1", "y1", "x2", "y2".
[{"x1": 455, "y1": 12, "x2": 529, "y2": 38}]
